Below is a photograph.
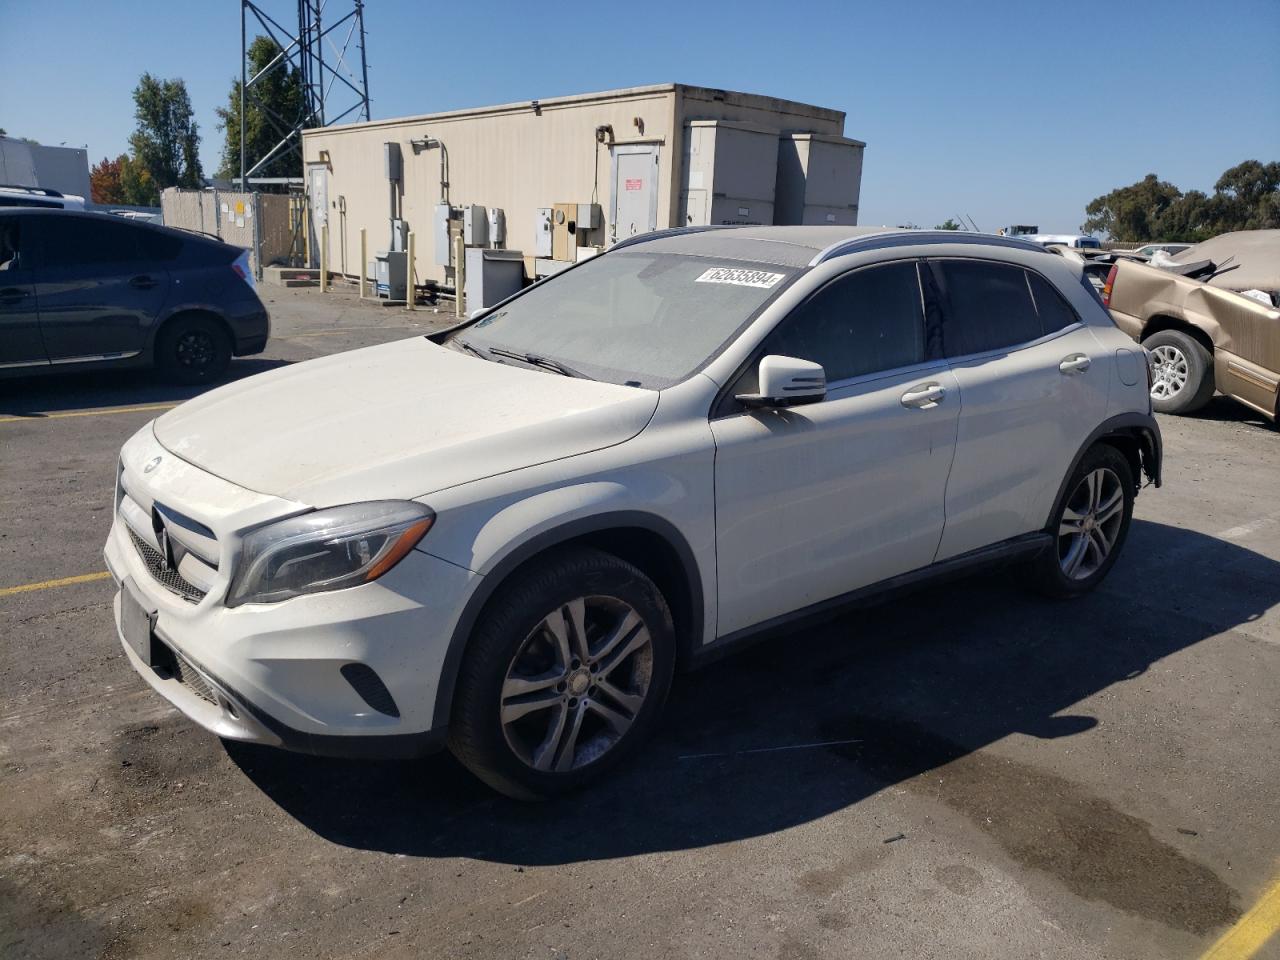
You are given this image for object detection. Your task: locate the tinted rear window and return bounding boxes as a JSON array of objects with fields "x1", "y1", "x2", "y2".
[
  {"x1": 138, "y1": 228, "x2": 183, "y2": 260},
  {"x1": 936, "y1": 260, "x2": 1041, "y2": 357}
]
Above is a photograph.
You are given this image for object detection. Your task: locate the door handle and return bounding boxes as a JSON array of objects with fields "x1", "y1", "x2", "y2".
[
  {"x1": 901, "y1": 382, "x2": 946, "y2": 409},
  {"x1": 1059, "y1": 353, "x2": 1091, "y2": 374},
  {"x1": 129, "y1": 275, "x2": 158, "y2": 290}
]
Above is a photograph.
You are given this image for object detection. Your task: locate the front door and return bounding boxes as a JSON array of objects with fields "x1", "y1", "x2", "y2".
[
  {"x1": 0, "y1": 215, "x2": 45, "y2": 367},
  {"x1": 30, "y1": 214, "x2": 170, "y2": 362},
  {"x1": 711, "y1": 260, "x2": 961, "y2": 637},
  {"x1": 611, "y1": 145, "x2": 659, "y2": 242},
  {"x1": 927, "y1": 257, "x2": 1109, "y2": 561}
]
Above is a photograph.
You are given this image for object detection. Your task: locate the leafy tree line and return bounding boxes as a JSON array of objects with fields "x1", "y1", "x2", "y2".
[
  {"x1": 1082, "y1": 161, "x2": 1280, "y2": 242},
  {"x1": 90, "y1": 36, "x2": 303, "y2": 205}
]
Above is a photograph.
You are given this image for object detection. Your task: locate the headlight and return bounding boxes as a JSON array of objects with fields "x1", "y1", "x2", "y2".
[{"x1": 226, "y1": 501, "x2": 434, "y2": 607}]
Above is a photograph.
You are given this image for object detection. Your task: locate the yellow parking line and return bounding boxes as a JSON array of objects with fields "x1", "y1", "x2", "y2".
[
  {"x1": 0, "y1": 571, "x2": 112, "y2": 598},
  {"x1": 1202, "y1": 873, "x2": 1280, "y2": 960},
  {"x1": 0, "y1": 403, "x2": 176, "y2": 424}
]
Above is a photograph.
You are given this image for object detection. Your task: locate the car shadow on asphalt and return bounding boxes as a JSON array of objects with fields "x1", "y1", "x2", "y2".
[
  {"x1": 1188, "y1": 395, "x2": 1277, "y2": 429},
  {"x1": 225, "y1": 518, "x2": 1278, "y2": 929},
  {"x1": 0, "y1": 358, "x2": 294, "y2": 417}
]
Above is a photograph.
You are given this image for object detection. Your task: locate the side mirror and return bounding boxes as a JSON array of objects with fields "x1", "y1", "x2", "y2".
[{"x1": 736, "y1": 355, "x2": 826, "y2": 408}]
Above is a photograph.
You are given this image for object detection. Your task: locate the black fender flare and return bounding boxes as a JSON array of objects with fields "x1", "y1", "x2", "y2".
[
  {"x1": 429, "y1": 510, "x2": 705, "y2": 731},
  {"x1": 1044, "y1": 411, "x2": 1162, "y2": 530}
]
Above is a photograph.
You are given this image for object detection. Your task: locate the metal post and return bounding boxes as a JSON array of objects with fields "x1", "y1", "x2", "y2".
[
  {"x1": 405, "y1": 232, "x2": 415, "y2": 311},
  {"x1": 252, "y1": 192, "x2": 263, "y2": 279},
  {"x1": 359, "y1": 227, "x2": 367, "y2": 299},
  {"x1": 320, "y1": 223, "x2": 328, "y2": 292},
  {"x1": 239, "y1": 2, "x2": 246, "y2": 188},
  {"x1": 454, "y1": 234, "x2": 465, "y2": 318},
  {"x1": 356, "y1": 0, "x2": 371, "y2": 121}
]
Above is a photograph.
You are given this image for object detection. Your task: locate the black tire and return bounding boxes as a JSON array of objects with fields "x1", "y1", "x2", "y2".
[
  {"x1": 1142, "y1": 328, "x2": 1214, "y2": 414},
  {"x1": 448, "y1": 547, "x2": 676, "y2": 800},
  {"x1": 1025, "y1": 444, "x2": 1135, "y2": 599},
  {"x1": 155, "y1": 314, "x2": 232, "y2": 385}
]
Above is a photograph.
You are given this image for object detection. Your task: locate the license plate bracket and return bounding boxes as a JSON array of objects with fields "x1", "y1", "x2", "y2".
[{"x1": 120, "y1": 578, "x2": 156, "y2": 666}]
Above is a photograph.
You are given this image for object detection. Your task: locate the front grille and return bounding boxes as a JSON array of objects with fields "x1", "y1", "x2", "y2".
[{"x1": 127, "y1": 527, "x2": 207, "y2": 602}]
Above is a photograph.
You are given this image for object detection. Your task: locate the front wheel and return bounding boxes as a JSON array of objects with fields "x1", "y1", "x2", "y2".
[
  {"x1": 448, "y1": 547, "x2": 675, "y2": 800},
  {"x1": 1026, "y1": 444, "x2": 1135, "y2": 599}
]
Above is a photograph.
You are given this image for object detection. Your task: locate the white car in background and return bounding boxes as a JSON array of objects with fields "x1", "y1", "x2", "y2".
[
  {"x1": 105, "y1": 226, "x2": 1162, "y2": 799},
  {"x1": 0, "y1": 184, "x2": 86, "y2": 209}
]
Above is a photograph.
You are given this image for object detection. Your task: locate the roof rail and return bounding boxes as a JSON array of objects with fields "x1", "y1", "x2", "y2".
[
  {"x1": 610, "y1": 224, "x2": 734, "y2": 252},
  {"x1": 0, "y1": 184, "x2": 66, "y2": 198},
  {"x1": 810, "y1": 230, "x2": 1047, "y2": 266}
]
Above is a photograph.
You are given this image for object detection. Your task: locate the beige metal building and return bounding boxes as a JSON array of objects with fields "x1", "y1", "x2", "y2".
[{"x1": 300, "y1": 83, "x2": 865, "y2": 295}]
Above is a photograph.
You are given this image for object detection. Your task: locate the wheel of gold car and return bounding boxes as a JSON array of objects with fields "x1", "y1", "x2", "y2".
[{"x1": 1143, "y1": 328, "x2": 1215, "y2": 415}]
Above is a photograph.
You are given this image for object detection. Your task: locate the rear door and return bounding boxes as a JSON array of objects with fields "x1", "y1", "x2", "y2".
[
  {"x1": 0, "y1": 214, "x2": 46, "y2": 367},
  {"x1": 29, "y1": 214, "x2": 171, "y2": 363},
  {"x1": 611, "y1": 145, "x2": 659, "y2": 242},
  {"x1": 930, "y1": 258, "x2": 1107, "y2": 561}
]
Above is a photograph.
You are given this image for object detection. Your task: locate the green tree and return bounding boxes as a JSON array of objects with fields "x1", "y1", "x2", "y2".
[
  {"x1": 215, "y1": 36, "x2": 307, "y2": 184},
  {"x1": 1213, "y1": 160, "x2": 1280, "y2": 230},
  {"x1": 118, "y1": 153, "x2": 157, "y2": 207},
  {"x1": 126, "y1": 73, "x2": 202, "y2": 204},
  {"x1": 1081, "y1": 174, "x2": 1182, "y2": 241},
  {"x1": 934, "y1": 218, "x2": 962, "y2": 230}
]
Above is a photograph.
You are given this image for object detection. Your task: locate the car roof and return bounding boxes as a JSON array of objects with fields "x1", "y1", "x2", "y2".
[
  {"x1": 0, "y1": 206, "x2": 226, "y2": 246},
  {"x1": 615, "y1": 225, "x2": 1046, "y2": 267}
]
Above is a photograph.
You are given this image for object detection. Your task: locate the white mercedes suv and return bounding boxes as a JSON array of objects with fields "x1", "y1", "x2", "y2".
[{"x1": 105, "y1": 226, "x2": 1162, "y2": 799}]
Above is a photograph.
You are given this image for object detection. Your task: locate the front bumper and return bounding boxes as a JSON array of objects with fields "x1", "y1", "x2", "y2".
[{"x1": 106, "y1": 426, "x2": 480, "y2": 757}]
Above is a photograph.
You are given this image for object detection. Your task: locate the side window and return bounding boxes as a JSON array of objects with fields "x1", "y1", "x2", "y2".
[
  {"x1": 935, "y1": 259, "x2": 1040, "y2": 357},
  {"x1": 1027, "y1": 271, "x2": 1079, "y2": 334},
  {"x1": 760, "y1": 261, "x2": 926, "y2": 383},
  {"x1": 36, "y1": 217, "x2": 144, "y2": 269},
  {"x1": 137, "y1": 228, "x2": 183, "y2": 261},
  {"x1": 0, "y1": 218, "x2": 20, "y2": 270}
]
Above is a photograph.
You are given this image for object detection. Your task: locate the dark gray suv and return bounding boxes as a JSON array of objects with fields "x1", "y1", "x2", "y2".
[{"x1": 0, "y1": 209, "x2": 269, "y2": 384}]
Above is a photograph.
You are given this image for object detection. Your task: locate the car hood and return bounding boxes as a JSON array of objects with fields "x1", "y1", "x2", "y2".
[{"x1": 153, "y1": 337, "x2": 659, "y2": 505}]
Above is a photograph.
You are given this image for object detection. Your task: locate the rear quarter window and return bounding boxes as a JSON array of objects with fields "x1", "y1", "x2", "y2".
[{"x1": 138, "y1": 228, "x2": 184, "y2": 261}]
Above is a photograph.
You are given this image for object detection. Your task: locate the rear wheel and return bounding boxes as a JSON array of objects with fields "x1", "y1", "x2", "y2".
[
  {"x1": 1143, "y1": 328, "x2": 1214, "y2": 414},
  {"x1": 155, "y1": 314, "x2": 231, "y2": 384},
  {"x1": 1026, "y1": 444, "x2": 1135, "y2": 599},
  {"x1": 448, "y1": 547, "x2": 675, "y2": 800}
]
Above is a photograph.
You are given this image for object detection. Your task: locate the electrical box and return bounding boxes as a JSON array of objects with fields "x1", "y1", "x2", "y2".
[
  {"x1": 465, "y1": 248, "x2": 524, "y2": 314},
  {"x1": 384, "y1": 142, "x2": 402, "y2": 182},
  {"x1": 576, "y1": 203, "x2": 600, "y2": 231},
  {"x1": 433, "y1": 202, "x2": 452, "y2": 267},
  {"x1": 487, "y1": 207, "x2": 505, "y2": 245},
  {"x1": 534, "y1": 207, "x2": 552, "y2": 258},
  {"x1": 389, "y1": 218, "x2": 407, "y2": 252},
  {"x1": 374, "y1": 250, "x2": 407, "y2": 300},
  {"x1": 552, "y1": 202, "x2": 578, "y2": 261},
  {"x1": 463, "y1": 204, "x2": 488, "y2": 246}
]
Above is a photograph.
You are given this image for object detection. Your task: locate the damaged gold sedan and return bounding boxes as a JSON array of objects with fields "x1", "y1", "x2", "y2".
[{"x1": 1101, "y1": 230, "x2": 1280, "y2": 421}]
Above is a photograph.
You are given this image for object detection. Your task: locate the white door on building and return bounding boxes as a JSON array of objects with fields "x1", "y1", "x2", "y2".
[
  {"x1": 307, "y1": 164, "x2": 329, "y2": 268},
  {"x1": 610, "y1": 145, "x2": 659, "y2": 242}
]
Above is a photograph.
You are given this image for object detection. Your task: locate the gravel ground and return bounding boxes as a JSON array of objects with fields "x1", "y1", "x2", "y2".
[{"x1": 2, "y1": 284, "x2": 1278, "y2": 960}]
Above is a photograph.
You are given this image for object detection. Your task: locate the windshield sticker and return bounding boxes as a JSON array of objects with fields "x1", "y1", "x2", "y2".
[{"x1": 695, "y1": 267, "x2": 785, "y2": 289}]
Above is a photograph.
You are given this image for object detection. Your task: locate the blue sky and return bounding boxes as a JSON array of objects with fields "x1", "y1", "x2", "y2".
[{"x1": 2, "y1": 0, "x2": 1277, "y2": 232}]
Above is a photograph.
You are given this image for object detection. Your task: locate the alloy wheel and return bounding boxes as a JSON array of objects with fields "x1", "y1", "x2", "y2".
[
  {"x1": 1149, "y1": 344, "x2": 1188, "y2": 400},
  {"x1": 1058, "y1": 467, "x2": 1125, "y2": 580},
  {"x1": 176, "y1": 330, "x2": 215, "y2": 369},
  {"x1": 500, "y1": 596, "x2": 654, "y2": 772}
]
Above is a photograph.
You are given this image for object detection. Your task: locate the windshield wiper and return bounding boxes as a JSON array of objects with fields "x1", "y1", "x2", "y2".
[
  {"x1": 486, "y1": 347, "x2": 592, "y2": 379},
  {"x1": 451, "y1": 338, "x2": 496, "y2": 362}
]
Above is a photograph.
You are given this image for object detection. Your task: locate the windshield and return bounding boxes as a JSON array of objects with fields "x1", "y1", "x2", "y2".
[{"x1": 456, "y1": 252, "x2": 798, "y2": 388}]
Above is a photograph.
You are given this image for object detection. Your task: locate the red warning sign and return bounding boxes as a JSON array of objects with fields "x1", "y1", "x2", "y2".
[{"x1": 625, "y1": 178, "x2": 643, "y2": 191}]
